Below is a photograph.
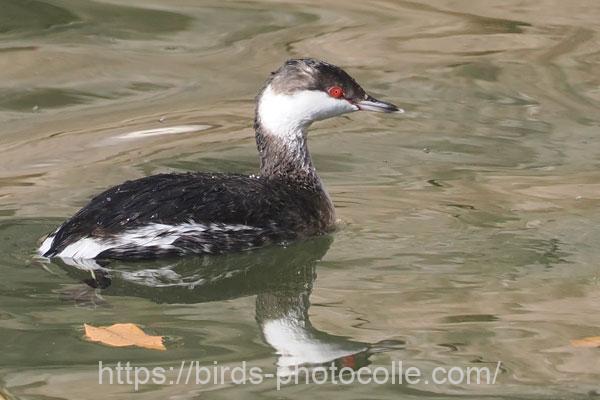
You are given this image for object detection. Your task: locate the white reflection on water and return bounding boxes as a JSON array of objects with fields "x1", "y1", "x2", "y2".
[{"x1": 1, "y1": 0, "x2": 600, "y2": 398}]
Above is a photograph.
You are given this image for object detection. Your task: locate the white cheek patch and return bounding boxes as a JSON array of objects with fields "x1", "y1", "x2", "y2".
[{"x1": 258, "y1": 86, "x2": 357, "y2": 139}]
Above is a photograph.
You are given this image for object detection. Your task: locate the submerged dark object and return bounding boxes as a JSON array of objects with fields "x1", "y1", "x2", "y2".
[{"x1": 39, "y1": 58, "x2": 400, "y2": 260}]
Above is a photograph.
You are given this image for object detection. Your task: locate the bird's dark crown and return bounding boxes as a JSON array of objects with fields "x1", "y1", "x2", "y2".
[{"x1": 265, "y1": 58, "x2": 367, "y2": 102}]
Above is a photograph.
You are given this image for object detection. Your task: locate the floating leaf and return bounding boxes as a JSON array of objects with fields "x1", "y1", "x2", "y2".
[
  {"x1": 571, "y1": 336, "x2": 600, "y2": 348},
  {"x1": 84, "y1": 323, "x2": 165, "y2": 351}
]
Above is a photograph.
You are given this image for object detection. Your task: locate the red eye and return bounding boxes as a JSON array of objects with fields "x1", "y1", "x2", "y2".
[{"x1": 328, "y1": 86, "x2": 344, "y2": 98}]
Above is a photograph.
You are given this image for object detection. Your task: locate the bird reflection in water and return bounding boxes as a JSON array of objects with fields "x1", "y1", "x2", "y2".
[{"x1": 51, "y1": 237, "x2": 402, "y2": 377}]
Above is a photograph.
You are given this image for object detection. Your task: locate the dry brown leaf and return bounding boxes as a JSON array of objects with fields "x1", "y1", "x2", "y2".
[
  {"x1": 84, "y1": 323, "x2": 166, "y2": 351},
  {"x1": 571, "y1": 336, "x2": 600, "y2": 348}
]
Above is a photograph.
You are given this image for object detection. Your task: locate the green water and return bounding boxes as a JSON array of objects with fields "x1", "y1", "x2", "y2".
[{"x1": 1, "y1": 0, "x2": 600, "y2": 398}]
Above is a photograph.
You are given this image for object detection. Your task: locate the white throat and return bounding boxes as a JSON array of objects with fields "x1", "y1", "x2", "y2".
[{"x1": 257, "y1": 85, "x2": 357, "y2": 141}]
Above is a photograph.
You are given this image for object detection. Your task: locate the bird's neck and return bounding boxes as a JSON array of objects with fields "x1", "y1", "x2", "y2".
[
  {"x1": 254, "y1": 119, "x2": 319, "y2": 183},
  {"x1": 254, "y1": 117, "x2": 337, "y2": 231}
]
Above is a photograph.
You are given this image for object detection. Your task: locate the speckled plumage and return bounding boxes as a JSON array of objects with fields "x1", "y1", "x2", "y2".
[
  {"x1": 40, "y1": 58, "x2": 398, "y2": 260},
  {"x1": 42, "y1": 172, "x2": 334, "y2": 259}
]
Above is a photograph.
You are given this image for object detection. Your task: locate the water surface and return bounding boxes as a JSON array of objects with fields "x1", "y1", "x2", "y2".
[{"x1": 1, "y1": 0, "x2": 600, "y2": 398}]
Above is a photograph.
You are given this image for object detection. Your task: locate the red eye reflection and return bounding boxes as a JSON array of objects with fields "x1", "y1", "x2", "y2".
[{"x1": 327, "y1": 86, "x2": 344, "y2": 98}]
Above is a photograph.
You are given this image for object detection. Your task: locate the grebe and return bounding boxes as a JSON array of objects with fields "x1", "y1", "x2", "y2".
[{"x1": 39, "y1": 58, "x2": 400, "y2": 260}]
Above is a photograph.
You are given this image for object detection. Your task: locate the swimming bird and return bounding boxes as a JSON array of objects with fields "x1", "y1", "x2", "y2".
[{"x1": 39, "y1": 58, "x2": 400, "y2": 260}]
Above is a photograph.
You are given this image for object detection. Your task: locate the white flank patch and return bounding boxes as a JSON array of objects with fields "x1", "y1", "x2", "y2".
[
  {"x1": 115, "y1": 124, "x2": 211, "y2": 140},
  {"x1": 58, "y1": 237, "x2": 114, "y2": 259},
  {"x1": 53, "y1": 222, "x2": 261, "y2": 259},
  {"x1": 38, "y1": 234, "x2": 56, "y2": 256},
  {"x1": 258, "y1": 86, "x2": 357, "y2": 141}
]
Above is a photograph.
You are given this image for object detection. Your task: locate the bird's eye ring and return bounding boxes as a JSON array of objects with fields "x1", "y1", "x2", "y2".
[{"x1": 327, "y1": 86, "x2": 344, "y2": 99}]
